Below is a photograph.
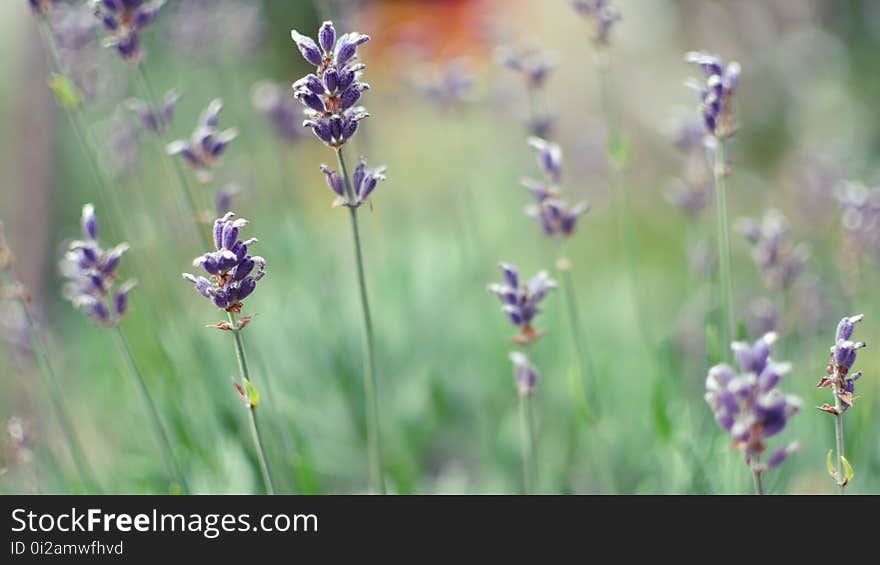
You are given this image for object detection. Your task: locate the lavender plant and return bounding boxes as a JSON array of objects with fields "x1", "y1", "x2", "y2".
[
  {"x1": 686, "y1": 51, "x2": 741, "y2": 360},
  {"x1": 570, "y1": 0, "x2": 621, "y2": 46},
  {"x1": 182, "y1": 211, "x2": 273, "y2": 494},
  {"x1": 126, "y1": 89, "x2": 179, "y2": 134},
  {"x1": 510, "y1": 352, "x2": 539, "y2": 492},
  {"x1": 290, "y1": 20, "x2": 387, "y2": 494},
  {"x1": 168, "y1": 99, "x2": 239, "y2": 185},
  {"x1": 737, "y1": 210, "x2": 808, "y2": 292},
  {"x1": 90, "y1": 0, "x2": 165, "y2": 63},
  {"x1": 705, "y1": 332, "x2": 801, "y2": 494},
  {"x1": 497, "y1": 43, "x2": 555, "y2": 138},
  {"x1": 817, "y1": 314, "x2": 866, "y2": 493},
  {"x1": 61, "y1": 204, "x2": 187, "y2": 492}
]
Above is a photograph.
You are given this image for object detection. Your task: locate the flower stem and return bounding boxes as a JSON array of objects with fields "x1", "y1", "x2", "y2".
[
  {"x1": 336, "y1": 147, "x2": 385, "y2": 494},
  {"x1": 113, "y1": 326, "x2": 189, "y2": 494},
  {"x1": 18, "y1": 296, "x2": 100, "y2": 493},
  {"x1": 226, "y1": 312, "x2": 276, "y2": 495},
  {"x1": 752, "y1": 467, "x2": 765, "y2": 495},
  {"x1": 833, "y1": 389, "x2": 846, "y2": 495},
  {"x1": 519, "y1": 393, "x2": 537, "y2": 494},
  {"x1": 556, "y1": 248, "x2": 595, "y2": 421},
  {"x1": 713, "y1": 139, "x2": 735, "y2": 358}
]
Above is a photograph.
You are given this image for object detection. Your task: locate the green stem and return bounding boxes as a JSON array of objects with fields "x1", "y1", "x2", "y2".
[
  {"x1": 113, "y1": 326, "x2": 189, "y2": 494},
  {"x1": 519, "y1": 393, "x2": 537, "y2": 494},
  {"x1": 752, "y1": 467, "x2": 765, "y2": 495},
  {"x1": 713, "y1": 139, "x2": 735, "y2": 357},
  {"x1": 227, "y1": 312, "x2": 276, "y2": 495},
  {"x1": 336, "y1": 147, "x2": 385, "y2": 494},
  {"x1": 19, "y1": 297, "x2": 100, "y2": 492},
  {"x1": 556, "y1": 249, "x2": 595, "y2": 421},
  {"x1": 834, "y1": 389, "x2": 846, "y2": 495}
]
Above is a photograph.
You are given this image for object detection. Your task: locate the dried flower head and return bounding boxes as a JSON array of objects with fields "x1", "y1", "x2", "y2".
[
  {"x1": 705, "y1": 332, "x2": 801, "y2": 472},
  {"x1": 182, "y1": 212, "x2": 265, "y2": 314},
  {"x1": 90, "y1": 0, "x2": 165, "y2": 63},
  {"x1": 817, "y1": 314, "x2": 866, "y2": 414},
  {"x1": 510, "y1": 352, "x2": 539, "y2": 396},
  {"x1": 736, "y1": 210, "x2": 808, "y2": 290},
  {"x1": 167, "y1": 99, "x2": 238, "y2": 183},
  {"x1": 251, "y1": 81, "x2": 303, "y2": 143},
  {"x1": 522, "y1": 137, "x2": 590, "y2": 238},
  {"x1": 291, "y1": 20, "x2": 371, "y2": 147},
  {"x1": 125, "y1": 89, "x2": 179, "y2": 133},
  {"x1": 487, "y1": 263, "x2": 556, "y2": 344},
  {"x1": 60, "y1": 204, "x2": 137, "y2": 326},
  {"x1": 320, "y1": 157, "x2": 386, "y2": 208},
  {"x1": 570, "y1": 0, "x2": 621, "y2": 46},
  {"x1": 685, "y1": 51, "x2": 741, "y2": 138}
]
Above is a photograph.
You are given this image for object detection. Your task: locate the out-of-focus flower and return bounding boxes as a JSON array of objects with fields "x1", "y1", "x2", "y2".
[
  {"x1": 182, "y1": 212, "x2": 265, "y2": 314},
  {"x1": 487, "y1": 263, "x2": 556, "y2": 345},
  {"x1": 570, "y1": 0, "x2": 621, "y2": 46},
  {"x1": 60, "y1": 204, "x2": 136, "y2": 326},
  {"x1": 28, "y1": 0, "x2": 58, "y2": 15},
  {"x1": 291, "y1": 21, "x2": 371, "y2": 148},
  {"x1": 167, "y1": 99, "x2": 238, "y2": 183},
  {"x1": 664, "y1": 177, "x2": 710, "y2": 216},
  {"x1": 665, "y1": 116, "x2": 712, "y2": 216},
  {"x1": 817, "y1": 314, "x2": 866, "y2": 414},
  {"x1": 411, "y1": 58, "x2": 474, "y2": 110},
  {"x1": 165, "y1": 0, "x2": 264, "y2": 62},
  {"x1": 251, "y1": 81, "x2": 302, "y2": 143},
  {"x1": 510, "y1": 352, "x2": 538, "y2": 396},
  {"x1": 705, "y1": 332, "x2": 801, "y2": 471},
  {"x1": 685, "y1": 51, "x2": 741, "y2": 138},
  {"x1": 522, "y1": 138, "x2": 590, "y2": 238},
  {"x1": 320, "y1": 157, "x2": 386, "y2": 208},
  {"x1": 126, "y1": 89, "x2": 178, "y2": 134},
  {"x1": 737, "y1": 210, "x2": 808, "y2": 290},
  {"x1": 746, "y1": 297, "x2": 777, "y2": 339},
  {"x1": 90, "y1": 0, "x2": 166, "y2": 63},
  {"x1": 496, "y1": 43, "x2": 555, "y2": 138},
  {"x1": 837, "y1": 181, "x2": 880, "y2": 262}
]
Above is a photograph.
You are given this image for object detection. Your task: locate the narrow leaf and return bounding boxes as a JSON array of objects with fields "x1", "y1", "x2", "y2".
[
  {"x1": 841, "y1": 456, "x2": 854, "y2": 485},
  {"x1": 825, "y1": 449, "x2": 836, "y2": 479},
  {"x1": 244, "y1": 378, "x2": 261, "y2": 409}
]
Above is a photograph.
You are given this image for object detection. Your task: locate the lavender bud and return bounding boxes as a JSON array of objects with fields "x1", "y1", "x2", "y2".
[
  {"x1": 510, "y1": 352, "x2": 539, "y2": 396},
  {"x1": 81, "y1": 203, "x2": 99, "y2": 240},
  {"x1": 318, "y1": 20, "x2": 336, "y2": 53},
  {"x1": 291, "y1": 30, "x2": 324, "y2": 67},
  {"x1": 320, "y1": 164, "x2": 346, "y2": 198}
]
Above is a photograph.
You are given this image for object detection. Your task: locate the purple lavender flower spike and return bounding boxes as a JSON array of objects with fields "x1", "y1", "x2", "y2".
[
  {"x1": 61, "y1": 204, "x2": 137, "y2": 326},
  {"x1": 91, "y1": 0, "x2": 165, "y2": 63},
  {"x1": 510, "y1": 352, "x2": 539, "y2": 396},
  {"x1": 167, "y1": 98, "x2": 238, "y2": 183},
  {"x1": 126, "y1": 89, "x2": 178, "y2": 133},
  {"x1": 686, "y1": 51, "x2": 740, "y2": 138},
  {"x1": 570, "y1": 0, "x2": 621, "y2": 46},
  {"x1": 816, "y1": 314, "x2": 866, "y2": 413},
  {"x1": 183, "y1": 212, "x2": 265, "y2": 314},
  {"x1": 318, "y1": 158, "x2": 385, "y2": 208},
  {"x1": 520, "y1": 138, "x2": 590, "y2": 239},
  {"x1": 706, "y1": 332, "x2": 800, "y2": 474},
  {"x1": 488, "y1": 264, "x2": 556, "y2": 344},
  {"x1": 497, "y1": 44, "x2": 555, "y2": 89},
  {"x1": 736, "y1": 210, "x2": 808, "y2": 291}
]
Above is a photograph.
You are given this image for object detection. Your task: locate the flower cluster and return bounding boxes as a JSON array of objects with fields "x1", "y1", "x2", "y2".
[
  {"x1": 487, "y1": 263, "x2": 556, "y2": 344},
  {"x1": 737, "y1": 210, "x2": 808, "y2": 290},
  {"x1": 685, "y1": 51, "x2": 741, "y2": 138},
  {"x1": 570, "y1": 0, "x2": 621, "y2": 46},
  {"x1": 251, "y1": 81, "x2": 303, "y2": 143},
  {"x1": 837, "y1": 181, "x2": 880, "y2": 261},
  {"x1": 705, "y1": 333, "x2": 801, "y2": 471},
  {"x1": 817, "y1": 314, "x2": 866, "y2": 415},
  {"x1": 510, "y1": 352, "x2": 539, "y2": 396},
  {"x1": 91, "y1": 0, "x2": 165, "y2": 63},
  {"x1": 182, "y1": 212, "x2": 265, "y2": 314},
  {"x1": 522, "y1": 138, "x2": 589, "y2": 238},
  {"x1": 412, "y1": 58, "x2": 474, "y2": 110},
  {"x1": 320, "y1": 157, "x2": 386, "y2": 208},
  {"x1": 291, "y1": 21, "x2": 370, "y2": 148},
  {"x1": 167, "y1": 99, "x2": 238, "y2": 183},
  {"x1": 126, "y1": 89, "x2": 179, "y2": 134},
  {"x1": 60, "y1": 204, "x2": 136, "y2": 326},
  {"x1": 497, "y1": 43, "x2": 555, "y2": 138}
]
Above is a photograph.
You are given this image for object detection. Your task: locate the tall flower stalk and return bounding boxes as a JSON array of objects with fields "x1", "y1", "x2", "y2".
[
  {"x1": 291, "y1": 20, "x2": 387, "y2": 493},
  {"x1": 182, "y1": 212, "x2": 274, "y2": 494},
  {"x1": 62, "y1": 204, "x2": 187, "y2": 492},
  {"x1": 0, "y1": 224, "x2": 100, "y2": 492},
  {"x1": 817, "y1": 314, "x2": 866, "y2": 494}
]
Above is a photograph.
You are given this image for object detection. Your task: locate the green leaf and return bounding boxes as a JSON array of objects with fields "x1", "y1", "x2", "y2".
[
  {"x1": 825, "y1": 449, "x2": 836, "y2": 479},
  {"x1": 607, "y1": 133, "x2": 631, "y2": 170},
  {"x1": 705, "y1": 324, "x2": 721, "y2": 366},
  {"x1": 49, "y1": 73, "x2": 82, "y2": 110},
  {"x1": 244, "y1": 378, "x2": 261, "y2": 409},
  {"x1": 841, "y1": 456, "x2": 854, "y2": 484},
  {"x1": 650, "y1": 375, "x2": 671, "y2": 442}
]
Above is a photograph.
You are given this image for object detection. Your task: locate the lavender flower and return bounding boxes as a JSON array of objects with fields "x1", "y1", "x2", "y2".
[
  {"x1": 290, "y1": 21, "x2": 371, "y2": 148},
  {"x1": 320, "y1": 157, "x2": 386, "y2": 208},
  {"x1": 166, "y1": 99, "x2": 238, "y2": 183},
  {"x1": 685, "y1": 51, "x2": 741, "y2": 138},
  {"x1": 737, "y1": 210, "x2": 808, "y2": 290},
  {"x1": 60, "y1": 204, "x2": 136, "y2": 326},
  {"x1": 251, "y1": 81, "x2": 303, "y2": 143},
  {"x1": 497, "y1": 43, "x2": 555, "y2": 137},
  {"x1": 412, "y1": 58, "x2": 475, "y2": 110},
  {"x1": 705, "y1": 332, "x2": 801, "y2": 475},
  {"x1": 570, "y1": 0, "x2": 621, "y2": 46},
  {"x1": 837, "y1": 181, "x2": 880, "y2": 261},
  {"x1": 126, "y1": 89, "x2": 179, "y2": 133},
  {"x1": 510, "y1": 352, "x2": 539, "y2": 396},
  {"x1": 487, "y1": 263, "x2": 556, "y2": 344},
  {"x1": 817, "y1": 314, "x2": 866, "y2": 414},
  {"x1": 90, "y1": 0, "x2": 165, "y2": 63},
  {"x1": 522, "y1": 138, "x2": 590, "y2": 238},
  {"x1": 182, "y1": 212, "x2": 265, "y2": 314},
  {"x1": 28, "y1": 0, "x2": 58, "y2": 16}
]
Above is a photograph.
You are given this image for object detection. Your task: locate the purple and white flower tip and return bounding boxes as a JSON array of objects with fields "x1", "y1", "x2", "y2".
[
  {"x1": 183, "y1": 212, "x2": 265, "y2": 315},
  {"x1": 520, "y1": 138, "x2": 589, "y2": 238},
  {"x1": 570, "y1": 0, "x2": 622, "y2": 46},
  {"x1": 251, "y1": 81, "x2": 302, "y2": 143},
  {"x1": 319, "y1": 157, "x2": 386, "y2": 208},
  {"x1": 90, "y1": 0, "x2": 165, "y2": 63},
  {"x1": 125, "y1": 89, "x2": 179, "y2": 134},
  {"x1": 291, "y1": 21, "x2": 371, "y2": 148},
  {"x1": 167, "y1": 98, "x2": 238, "y2": 183},
  {"x1": 528, "y1": 137, "x2": 562, "y2": 185},
  {"x1": 510, "y1": 352, "x2": 539, "y2": 396},
  {"x1": 706, "y1": 332, "x2": 800, "y2": 471},
  {"x1": 817, "y1": 314, "x2": 866, "y2": 414},
  {"x1": 488, "y1": 264, "x2": 556, "y2": 344},
  {"x1": 61, "y1": 204, "x2": 136, "y2": 326},
  {"x1": 736, "y1": 210, "x2": 808, "y2": 291},
  {"x1": 685, "y1": 51, "x2": 740, "y2": 138}
]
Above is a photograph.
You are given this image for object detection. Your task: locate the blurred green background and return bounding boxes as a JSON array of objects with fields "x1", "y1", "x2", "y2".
[{"x1": 1, "y1": 0, "x2": 879, "y2": 494}]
